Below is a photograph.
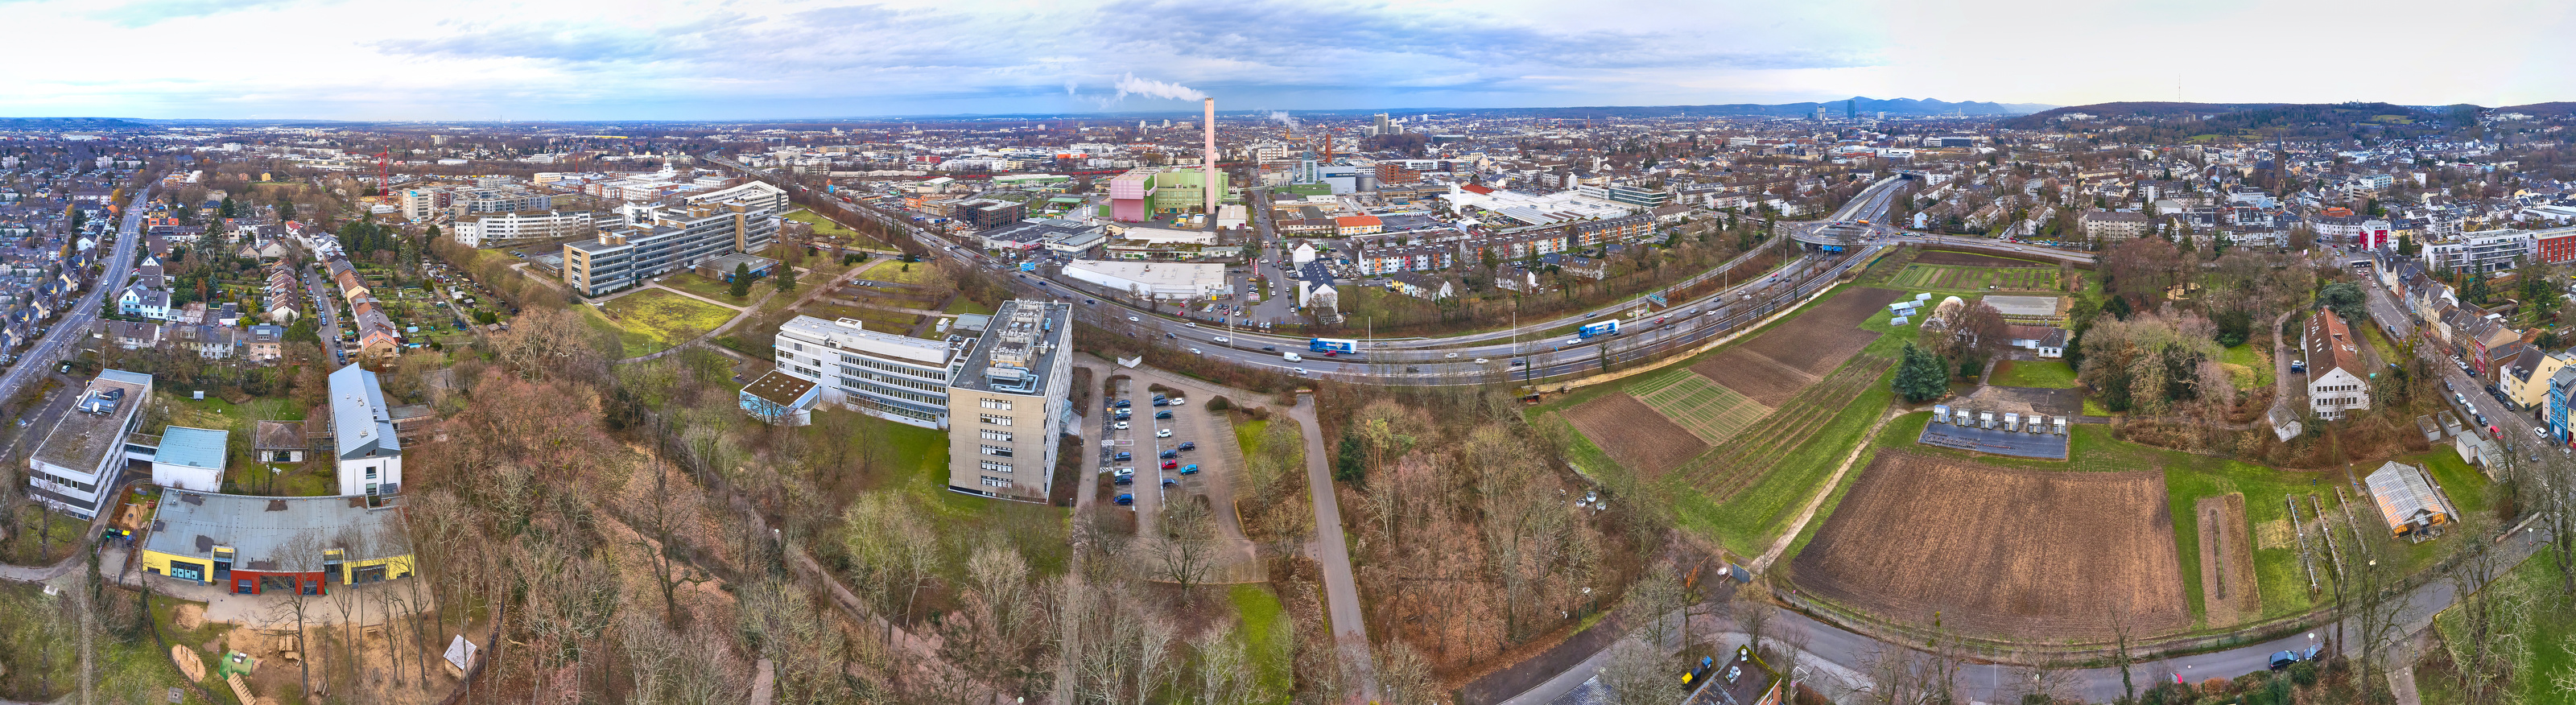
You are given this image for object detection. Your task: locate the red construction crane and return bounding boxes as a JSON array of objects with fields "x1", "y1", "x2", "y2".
[{"x1": 375, "y1": 150, "x2": 390, "y2": 194}]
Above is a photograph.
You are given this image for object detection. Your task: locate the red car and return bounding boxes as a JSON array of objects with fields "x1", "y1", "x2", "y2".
[{"x1": 1162, "y1": 460, "x2": 1179, "y2": 469}]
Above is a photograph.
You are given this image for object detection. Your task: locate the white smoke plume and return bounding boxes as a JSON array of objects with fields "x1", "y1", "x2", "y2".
[
  {"x1": 1114, "y1": 73, "x2": 1207, "y2": 102},
  {"x1": 1269, "y1": 111, "x2": 1297, "y2": 129}
]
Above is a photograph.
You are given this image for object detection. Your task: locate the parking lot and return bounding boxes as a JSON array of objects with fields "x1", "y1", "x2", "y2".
[{"x1": 1091, "y1": 374, "x2": 1262, "y2": 582}]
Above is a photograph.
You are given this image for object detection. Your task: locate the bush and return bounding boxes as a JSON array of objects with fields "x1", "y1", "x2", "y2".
[
  {"x1": 2289, "y1": 660, "x2": 2318, "y2": 686},
  {"x1": 1204, "y1": 396, "x2": 1230, "y2": 411}
]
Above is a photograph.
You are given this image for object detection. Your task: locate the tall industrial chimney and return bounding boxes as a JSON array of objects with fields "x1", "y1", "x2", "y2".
[{"x1": 1203, "y1": 97, "x2": 1219, "y2": 231}]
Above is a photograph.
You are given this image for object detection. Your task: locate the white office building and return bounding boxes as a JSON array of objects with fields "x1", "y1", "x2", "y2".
[
  {"x1": 451, "y1": 210, "x2": 596, "y2": 248},
  {"x1": 772, "y1": 315, "x2": 967, "y2": 428}
]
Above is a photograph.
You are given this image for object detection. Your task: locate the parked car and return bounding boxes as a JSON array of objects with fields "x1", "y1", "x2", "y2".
[
  {"x1": 1113, "y1": 474, "x2": 1134, "y2": 485},
  {"x1": 1178, "y1": 464, "x2": 1200, "y2": 475},
  {"x1": 2268, "y1": 651, "x2": 2301, "y2": 670},
  {"x1": 1162, "y1": 460, "x2": 1179, "y2": 469},
  {"x1": 1113, "y1": 421, "x2": 1129, "y2": 430},
  {"x1": 1155, "y1": 410, "x2": 1174, "y2": 419},
  {"x1": 1161, "y1": 478, "x2": 1179, "y2": 487},
  {"x1": 1113, "y1": 451, "x2": 1132, "y2": 461},
  {"x1": 1156, "y1": 429, "x2": 1173, "y2": 438},
  {"x1": 1115, "y1": 494, "x2": 1134, "y2": 505},
  {"x1": 1159, "y1": 449, "x2": 1179, "y2": 459},
  {"x1": 1114, "y1": 399, "x2": 1132, "y2": 408}
]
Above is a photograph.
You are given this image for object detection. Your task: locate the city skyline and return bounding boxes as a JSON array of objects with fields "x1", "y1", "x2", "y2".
[{"x1": 10, "y1": 0, "x2": 2576, "y2": 121}]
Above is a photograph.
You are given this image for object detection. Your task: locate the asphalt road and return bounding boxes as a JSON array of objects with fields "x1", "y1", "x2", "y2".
[{"x1": 0, "y1": 184, "x2": 152, "y2": 404}]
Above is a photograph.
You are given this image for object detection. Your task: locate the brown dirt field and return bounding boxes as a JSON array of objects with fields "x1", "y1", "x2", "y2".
[
  {"x1": 2197, "y1": 493, "x2": 2260, "y2": 628},
  {"x1": 1691, "y1": 351, "x2": 1815, "y2": 406},
  {"x1": 1563, "y1": 394, "x2": 1709, "y2": 474},
  {"x1": 1790, "y1": 449, "x2": 2190, "y2": 638},
  {"x1": 1913, "y1": 249, "x2": 2048, "y2": 267},
  {"x1": 1690, "y1": 288, "x2": 1899, "y2": 405}
]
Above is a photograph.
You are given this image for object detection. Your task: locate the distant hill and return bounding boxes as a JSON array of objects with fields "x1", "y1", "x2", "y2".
[
  {"x1": 2496, "y1": 102, "x2": 2576, "y2": 117},
  {"x1": 0, "y1": 117, "x2": 144, "y2": 129},
  {"x1": 2002, "y1": 101, "x2": 2450, "y2": 133},
  {"x1": 1505, "y1": 96, "x2": 2053, "y2": 119}
]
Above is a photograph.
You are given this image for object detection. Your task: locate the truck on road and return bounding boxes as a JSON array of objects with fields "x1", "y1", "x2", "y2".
[
  {"x1": 1578, "y1": 320, "x2": 1621, "y2": 338},
  {"x1": 1309, "y1": 337, "x2": 1358, "y2": 354}
]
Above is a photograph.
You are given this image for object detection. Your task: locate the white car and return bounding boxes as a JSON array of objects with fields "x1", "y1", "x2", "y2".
[
  {"x1": 1189, "y1": 347, "x2": 1203, "y2": 354},
  {"x1": 1113, "y1": 421, "x2": 1129, "y2": 430},
  {"x1": 1212, "y1": 336, "x2": 1229, "y2": 343},
  {"x1": 1474, "y1": 357, "x2": 1491, "y2": 364},
  {"x1": 1444, "y1": 352, "x2": 1459, "y2": 358},
  {"x1": 1129, "y1": 316, "x2": 1141, "y2": 322},
  {"x1": 1157, "y1": 429, "x2": 1173, "y2": 439},
  {"x1": 1185, "y1": 322, "x2": 1197, "y2": 328}
]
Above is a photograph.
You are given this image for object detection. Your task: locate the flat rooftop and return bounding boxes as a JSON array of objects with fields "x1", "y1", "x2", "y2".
[
  {"x1": 33, "y1": 370, "x2": 151, "y2": 473},
  {"x1": 778, "y1": 315, "x2": 956, "y2": 366},
  {"x1": 142, "y1": 489, "x2": 405, "y2": 570},
  {"x1": 949, "y1": 299, "x2": 1070, "y2": 397}
]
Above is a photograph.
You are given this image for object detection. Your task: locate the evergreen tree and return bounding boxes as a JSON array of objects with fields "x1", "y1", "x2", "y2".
[
  {"x1": 729, "y1": 262, "x2": 753, "y2": 298},
  {"x1": 1893, "y1": 342, "x2": 1950, "y2": 403},
  {"x1": 774, "y1": 265, "x2": 797, "y2": 293},
  {"x1": 220, "y1": 196, "x2": 236, "y2": 219}
]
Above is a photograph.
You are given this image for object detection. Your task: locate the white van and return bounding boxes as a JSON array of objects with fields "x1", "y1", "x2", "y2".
[{"x1": 1282, "y1": 352, "x2": 1302, "y2": 362}]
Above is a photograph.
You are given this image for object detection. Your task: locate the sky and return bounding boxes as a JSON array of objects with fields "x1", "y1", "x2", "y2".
[{"x1": 6, "y1": 0, "x2": 2576, "y2": 121}]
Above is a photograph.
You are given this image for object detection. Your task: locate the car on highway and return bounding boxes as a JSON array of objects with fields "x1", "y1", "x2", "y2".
[
  {"x1": 1444, "y1": 352, "x2": 1459, "y2": 358},
  {"x1": 1474, "y1": 357, "x2": 1490, "y2": 364},
  {"x1": 1189, "y1": 347, "x2": 1202, "y2": 354},
  {"x1": 1212, "y1": 336, "x2": 1229, "y2": 344},
  {"x1": 1129, "y1": 315, "x2": 1141, "y2": 322}
]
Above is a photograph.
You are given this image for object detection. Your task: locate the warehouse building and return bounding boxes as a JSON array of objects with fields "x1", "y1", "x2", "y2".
[{"x1": 1060, "y1": 260, "x2": 1228, "y2": 301}]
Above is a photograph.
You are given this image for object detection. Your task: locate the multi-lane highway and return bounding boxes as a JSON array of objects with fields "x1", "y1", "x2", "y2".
[
  {"x1": 706, "y1": 156, "x2": 2045, "y2": 385},
  {"x1": 0, "y1": 184, "x2": 153, "y2": 403}
]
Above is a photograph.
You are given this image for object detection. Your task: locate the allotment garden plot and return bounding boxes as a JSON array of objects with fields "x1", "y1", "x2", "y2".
[
  {"x1": 1886, "y1": 263, "x2": 2058, "y2": 292},
  {"x1": 1689, "y1": 287, "x2": 1899, "y2": 406},
  {"x1": 1563, "y1": 392, "x2": 1708, "y2": 473},
  {"x1": 1629, "y1": 369, "x2": 1772, "y2": 445},
  {"x1": 1790, "y1": 449, "x2": 2191, "y2": 638}
]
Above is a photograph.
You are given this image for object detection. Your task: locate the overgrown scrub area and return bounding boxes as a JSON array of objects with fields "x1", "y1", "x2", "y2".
[{"x1": 1315, "y1": 388, "x2": 1654, "y2": 685}]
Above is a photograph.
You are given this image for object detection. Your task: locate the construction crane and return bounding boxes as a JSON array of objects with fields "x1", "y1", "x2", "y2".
[{"x1": 374, "y1": 150, "x2": 390, "y2": 194}]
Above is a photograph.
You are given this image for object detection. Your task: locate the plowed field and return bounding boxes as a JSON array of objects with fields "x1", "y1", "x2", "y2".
[
  {"x1": 1563, "y1": 393, "x2": 1709, "y2": 473},
  {"x1": 1790, "y1": 450, "x2": 2190, "y2": 638}
]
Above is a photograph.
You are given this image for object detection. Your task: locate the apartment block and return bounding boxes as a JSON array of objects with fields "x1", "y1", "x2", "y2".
[
  {"x1": 945, "y1": 300, "x2": 1074, "y2": 503},
  {"x1": 452, "y1": 210, "x2": 595, "y2": 248},
  {"x1": 560, "y1": 200, "x2": 778, "y2": 297}
]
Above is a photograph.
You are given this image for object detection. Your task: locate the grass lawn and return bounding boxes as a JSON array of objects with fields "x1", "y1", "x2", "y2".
[
  {"x1": 162, "y1": 393, "x2": 306, "y2": 435},
  {"x1": 658, "y1": 273, "x2": 756, "y2": 307},
  {"x1": 598, "y1": 289, "x2": 738, "y2": 356},
  {"x1": 1989, "y1": 359, "x2": 2078, "y2": 389},
  {"x1": 2424, "y1": 552, "x2": 2575, "y2": 704},
  {"x1": 782, "y1": 208, "x2": 880, "y2": 245},
  {"x1": 580, "y1": 304, "x2": 661, "y2": 358},
  {"x1": 1229, "y1": 583, "x2": 1294, "y2": 703},
  {"x1": 943, "y1": 295, "x2": 996, "y2": 316},
  {"x1": 2219, "y1": 344, "x2": 2273, "y2": 390},
  {"x1": 0, "y1": 504, "x2": 89, "y2": 566},
  {"x1": 872, "y1": 261, "x2": 939, "y2": 286},
  {"x1": 2083, "y1": 398, "x2": 2115, "y2": 416},
  {"x1": 2360, "y1": 318, "x2": 2401, "y2": 366},
  {"x1": 1234, "y1": 418, "x2": 1269, "y2": 458},
  {"x1": 828, "y1": 410, "x2": 1072, "y2": 578}
]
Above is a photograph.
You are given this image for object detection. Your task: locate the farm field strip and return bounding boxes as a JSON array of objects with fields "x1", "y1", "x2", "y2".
[
  {"x1": 1676, "y1": 354, "x2": 1890, "y2": 497},
  {"x1": 1563, "y1": 393, "x2": 1711, "y2": 473},
  {"x1": 1887, "y1": 263, "x2": 2059, "y2": 292},
  {"x1": 1633, "y1": 371, "x2": 1773, "y2": 445}
]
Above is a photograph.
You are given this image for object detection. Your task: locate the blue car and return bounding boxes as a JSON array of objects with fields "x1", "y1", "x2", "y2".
[
  {"x1": 1179, "y1": 464, "x2": 1200, "y2": 475},
  {"x1": 1154, "y1": 410, "x2": 1173, "y2": 419},
  {"x1": 1113, "y1": 451, "x2": 1132, "y2": 461},
  {"x1": 1177, "y1": 442, "x2": 1196, "y2": 451},
  {"x1": 1114, "y1": 494, "x2": 1133, "y2": 505},
  {"x1": 1113, "y1": 475, "x2": 1133, "y2": 485},
  {"x1": 1158, "y1": 449, "x2": 1179, "y2": 459},
  {"x1": 2268, "y1": 651, "x2": 2300, "y2": 670},
  {"x1": 1161, "y1": 478, "x2": 1179, "y2": 487}
]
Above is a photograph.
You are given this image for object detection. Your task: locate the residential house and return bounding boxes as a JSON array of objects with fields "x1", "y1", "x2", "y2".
[
  {"x1": 253, "y1": 420, "x2": 306, "y2": 464},
  {"x1": 327, "y1": 365, "x2": 403, "y2": 502},
  {"x1": 2005, "y1": 324, "x2": 2069, "y2": 358},
  {"x1": 1386, "y1": 271, "x2": 1456, "y2": 300},
  {"x1": 2504, "y1": 348, "x2": 2568, "y2": 411},
  {"x1": 2302, "y1": 309, "x2": 2371, "y2": 420}
]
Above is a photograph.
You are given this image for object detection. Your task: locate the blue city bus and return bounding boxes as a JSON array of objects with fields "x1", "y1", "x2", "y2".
[
  {"x1": 1578, "y1": 320, "x2": 1622, "y2": 338},
  {"x1": 1309, "y1": 337, "x2": 1359, "y2": 354}
]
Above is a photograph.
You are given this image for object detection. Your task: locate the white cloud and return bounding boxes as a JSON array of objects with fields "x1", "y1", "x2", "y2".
[{"x1": 2, "y1": 0, "x2": 2572, "y2": 118}]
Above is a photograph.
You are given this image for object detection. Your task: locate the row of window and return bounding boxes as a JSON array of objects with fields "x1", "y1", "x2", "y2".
[
  {"x1": 980, "y1": 414, "x2": 1012, "y2": 427},
  {"x1": 980, "y1": 398, "x2": 1013, "y2": 410},
  {"x1": 838, "y1": 377, "x2": 944, "y2": 406},
  {"x1": 842, "y1": 353, "x2": 946, "y2": 379},
  {"x1": 980, "y1": 445, "x2": 1013, "y2": 458},
  {"x1": 842, "y1": 365, "x2": 946, "y2": 394},
  {"x1": 979, "y1": 476, "x2": 1011, "y2": 488},
  {"x1": 979, "y1": 460, "x2": 1013, "y2": 473},
  {"x1": 980, "y1": 429, "x2": 1013, "y2": 442},
  {"x1": 31, "y1": 471, "x2": 95, "y2": 493}
]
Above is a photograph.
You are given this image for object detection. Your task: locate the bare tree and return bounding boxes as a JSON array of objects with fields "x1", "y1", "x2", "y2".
[
  {"x1": 1373, "y1": 641, "x2": 1441, "y2": 705},
  {"x1": 1597, "y1": 639, "x2": 1673, "y2": 705},
  {"x1": 1624, "y1": 563, "x2": 1687, "y2": 652},
  {"x1": 271, "y1": 530, "x2": 330, "y2": 699},
  {"x1": 627, "y1": 451, "x2": 700, "y2": 626},
  {"x1": 1153, "y1": 496, "x2": 1220, "y2": 593}
]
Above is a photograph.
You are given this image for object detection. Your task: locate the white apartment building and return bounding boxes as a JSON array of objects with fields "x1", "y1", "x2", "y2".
[
  {"x1": 451, "y1": 210, "x2": 596, "y2": 248},
  {"x1": 944, "y1": 300, "x2": 1074, "y2": 503},
  {"x1": 27, "y1": 370, "x2": 154, "y2": 518},
  {"x1": 2303, "y1": 309, "x2": 2372, "y2": 420},
  {"x1": 329, "y1": 365, "x2": 404, "y2": 501},
  {"x1": 773, "y1": 315, "x2": 965, "y2": 428},
  {"x1": 2423, "y1": 230, "x2": 2535, "y2": 273}
]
